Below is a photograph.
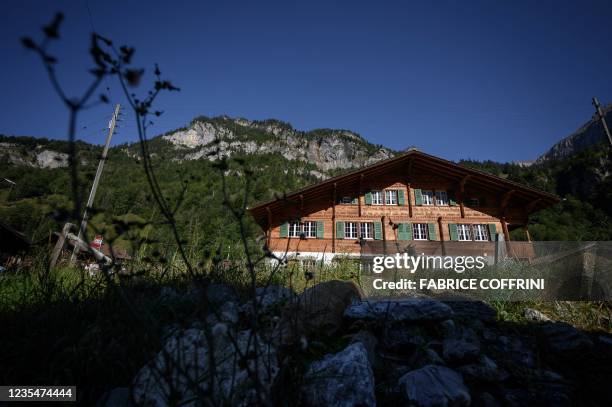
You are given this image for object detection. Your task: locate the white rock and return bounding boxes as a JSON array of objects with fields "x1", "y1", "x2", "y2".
[
  {"x1": 132, "y1": 328, "x2": 278, "y2": 406},
  {"x1": 302, "y1": 342, "x2": 376, "y2": 407},
  {"x1": 399, "y1": 365, "x2": 471, "y2": 407},
  {"x1": 523, "y1": 308, "x2": 552, "y2": 322},
  {"x1": 35, "y1": 150, "x2": 69, "y2": 168}
]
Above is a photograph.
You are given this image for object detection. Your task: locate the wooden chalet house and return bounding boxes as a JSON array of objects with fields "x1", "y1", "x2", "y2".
[{"x1": 248, "y1": 149, "x2": 559, "y2": 268}]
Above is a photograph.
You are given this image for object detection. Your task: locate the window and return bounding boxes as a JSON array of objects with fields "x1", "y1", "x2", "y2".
[
  {"x1": 422, "y1": 190, "x2": 434, "y2": 205},
  {"x1": 302, "y1": 221, "x2": 316, "y2": 238},
  {"x1": 301, "y1": 259, "x2": 316, "y2": 271},
  {"x1": 341, "y1": 196, "x2": 356, "y2": 204},
  {"x1": 457, "y1": 224, "x2": 472, "y2": 241},
  {"x1": 289, "y1": 221, "x2": 316, "y2": 238},
  {"x1": 345, "y1": 222, "x2": 358, "y2": 239},
  {"x1": 372, "y1": 191, "x2": 383, "y2": 205},
  {"x1": 473, "y1": 224, "x2": 488, "y2": 241},
  {"x1": 468, "y1": 198, "x2": 480, "y2": 207},
  {"x1": 288, "y1": 222, "x2": 301, "y2": 238},
  {"x1": 413, "y1": 223, "x2": 428, "y2": 240},
  {"x1": 360, "y1": 222, "x2": 373, "y2": 239},
  {"x1": 435, "y1": 190, "x2": 448, "y2": 205},
  {"x1": 385, "y1": 190, "x2": 398, "y2": 205}
]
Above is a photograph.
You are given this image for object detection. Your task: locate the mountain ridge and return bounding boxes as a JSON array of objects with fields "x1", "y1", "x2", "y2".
[
  {"x1": 536, "y1": 104, "x2": 612, "y2": 163},
  {"x1": 2, "y1": 115, "x2": 397, "y2": 178},
  {"x1": 3, "y1": 105, "x2": 611, "y2": 174},
  {"x1": 154, "y1": 115, "x2": 396, "y2": 172}
]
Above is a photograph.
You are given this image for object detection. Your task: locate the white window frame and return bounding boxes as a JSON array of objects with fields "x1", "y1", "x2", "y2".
[
  {"x1": 385, "y1": 189, "x2": 398, "y2": 205},
  {"x1": 360, "y1": 222, "x2": 373, "y2": 239},
  {"x1": 413, "y1": 223, "x2": 428, "y2": 240},
  {"x1": 371, "y1": 190, "x2": 383, "y2": 205},
  {"x1": 457, "y1": 224, "x2": 472, "y2": 241},
  {"x1": 422, "y1": 190, "x2": 434, "y2": 206},
  {"x1": 289, "y1": 221, "x2": 316, "y2": 238},
  {"x1": 473, "y1": 224, "x2": 488, "y2": 241},
  {"x1": 435, "y1": 190, "x2": 448, "y2": 205},
  {"x1": 345, "y1": 222, "x2": 358, "y2": 239},
  {"x1": 302, "y1": 221, "x2": 316, "y2": 238},
  {"x1": 288, "y1": 222, "x2": 301, "y2": 238}
]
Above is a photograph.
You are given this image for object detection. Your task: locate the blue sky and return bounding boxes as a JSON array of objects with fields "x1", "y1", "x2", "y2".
[{"x1": 1, "y1": 0, "x2": 611, "y2": 162}]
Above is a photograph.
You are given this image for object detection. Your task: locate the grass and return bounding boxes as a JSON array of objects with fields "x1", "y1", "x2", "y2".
[
  {"x1": 0, "y1": 251, "x2": 364, "y2": 404},
  {"x1": 491, "y1": 300, "x2": 612, "y2": 332}
]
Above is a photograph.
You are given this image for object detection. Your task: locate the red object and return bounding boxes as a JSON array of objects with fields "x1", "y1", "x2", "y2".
[{"x1": 90, "y1": 235, "x2": 103, "y2": 250}]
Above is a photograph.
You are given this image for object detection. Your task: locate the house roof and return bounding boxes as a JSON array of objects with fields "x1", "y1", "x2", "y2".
[{"x1": 247, "y1": 149, "x2": 560, "y2": 225}]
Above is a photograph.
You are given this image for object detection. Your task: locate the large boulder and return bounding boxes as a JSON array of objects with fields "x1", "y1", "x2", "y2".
[
  {"x1": 241, "y1": 285, "x2": 296, "y2": 315},
  {"x1": 398, "y1": 365, "x2": 471, "y2": 407},
  {"x1": 345, "y1": 298, "x2": 453, "y2": 324},
  {"x1": 350, "y1": 330, "x2": 379, "y2": 368},
  {"x1": 296, "y1": 280, "x2": 364, "y2": 335},
  {"x1": 301, "y1": 342, "x2": 376, "y2": 407},
  {"x1": 132, "y1": 326, "x2": 278, "y2": 406}
]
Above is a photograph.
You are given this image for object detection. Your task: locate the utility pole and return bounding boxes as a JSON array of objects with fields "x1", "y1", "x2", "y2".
[
  {"x1": 592, "y1": 97, "x2": 612, "y2": 147},
  {"x1": 70, "y1": 104, "x2": 121, "y2": 264}
]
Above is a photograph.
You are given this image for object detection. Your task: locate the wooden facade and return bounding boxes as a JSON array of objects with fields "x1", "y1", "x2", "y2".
[{"x1": 248, "y1": 149, "x2": 559, "y2": 262}]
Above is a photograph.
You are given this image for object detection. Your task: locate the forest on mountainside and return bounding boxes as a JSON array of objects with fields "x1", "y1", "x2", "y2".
[{"x1": 1, "y1": 131, "x2": 611, "y2": 259}]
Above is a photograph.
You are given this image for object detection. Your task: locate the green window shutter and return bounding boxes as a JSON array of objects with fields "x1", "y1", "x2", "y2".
[
  {"x1": 448, "y1": 190, "x2": 457, "y2": 206},
  {"x1": 428, "y1": 223, "x2": 437, "y2": 241},
  {"x1": 374, "y1": 222, "x2": 382, "y2": 240},
  {"x1": 351, "y1": 197, "x2": 358, "y2": 204},
  {"x1": 279, "y1": 222, "x2": 288, "y2": 238},
  {"x1": 414, "y1": 188, "x2": 423, "y2": 206},
  {"x1": 398, "y1": 222, "x2": 412, "y2": 240},
  {"x1": 397, "y1": 189, "x2": 405, "y2": 205},
  {"x1": 449, "y1": 223, "x2": 458, "y2": 241},
  {"x1": 336, "y1": 221, "x2": 345, "y2": 239},
  {"x1": 397, "y1": 223, "x2": 406, "y2": 240},
  {"x1": 488, "y1": 224, "x2": 497, "y2": 241},
  {"x1": 316, "y1": 221, "x2": 324, "y2": 239},
  {"x1": 365, "y1": 192, "x2": 372, "y2": 205}
]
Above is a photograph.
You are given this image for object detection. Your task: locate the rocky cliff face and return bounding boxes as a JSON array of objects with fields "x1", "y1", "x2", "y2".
[
  {"x1": 0, "y1": 142, "x2": 70, "y2": 169},
  {"x1": 536, "y1": 104, "x2": 612, "y2": 163},
  {"x1": 160, "y1": 116, "x2": 395, "y2": 172},
  {"x1": 2, "y1": 116, "x2": 396, "y2": 177}
]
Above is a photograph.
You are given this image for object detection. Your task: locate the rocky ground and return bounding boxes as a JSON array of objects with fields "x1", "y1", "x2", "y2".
[{"x1": 97, "y1": 280, "x2": 612, "y2": 406}]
